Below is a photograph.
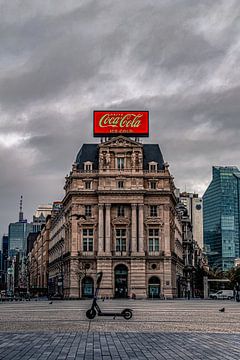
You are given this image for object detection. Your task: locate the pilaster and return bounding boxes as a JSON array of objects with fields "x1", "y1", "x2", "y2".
[
  {"x1": 105, "y1": 204, "x2": 111, "y2": 255},
  {"x1": 98, "y1": 204, "x2": 104, "y2": 255}
]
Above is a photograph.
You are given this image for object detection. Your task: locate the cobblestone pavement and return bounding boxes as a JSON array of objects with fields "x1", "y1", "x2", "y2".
[
  {"x1": 0, "y1": 331, "x2": 240, "y2": 360},
  {"x1": 0, "y1": 300, "x2": 240, "y2": 359}
]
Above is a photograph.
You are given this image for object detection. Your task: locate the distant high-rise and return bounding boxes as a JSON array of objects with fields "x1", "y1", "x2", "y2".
[
  {"x1": 32, "y1": 204, "x2": 52, "y2": 232},
  {"x1": 8, "y1": 196, "x2": 33, "y2": 253},
  {"x1": 180, "y1": 192, "x2": 203, "y2": 248},
  {"x1": 0, "y1": 235, "x2": 8, "y2": 288},
  {"x1": 2, "y1": 235, "x2": 8, "y2": 269},
  {"x1": 203, "y1": 166, "x2": 240, "y2": 270}
]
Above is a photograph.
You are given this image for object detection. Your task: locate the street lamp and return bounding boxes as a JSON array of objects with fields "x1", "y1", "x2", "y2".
[{"x1": 236, "y1": 282, "x2": 240, "y2": 302}]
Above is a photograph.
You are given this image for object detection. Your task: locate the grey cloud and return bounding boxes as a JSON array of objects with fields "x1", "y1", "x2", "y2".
[{"x1": 0, "y1": 0, "x2": 240, "y2": 237}]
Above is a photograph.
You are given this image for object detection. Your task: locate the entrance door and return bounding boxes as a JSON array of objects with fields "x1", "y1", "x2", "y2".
[
  {"x1": 114, "y1": 264, "x2": 128, "y2": 298},
  {"x1": 82, "y1": 277, "x2": 94, "y2": 298},
  {"x1": 148, "y1": 277, "x2": 160, "y2": 298}
]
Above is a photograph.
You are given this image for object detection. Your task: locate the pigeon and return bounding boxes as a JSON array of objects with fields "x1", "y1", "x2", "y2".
[
  {"x1": 49, "y1": 301, "x2": 53, "y2": 305},
  {"x1": 219, "y1": 307, "x2": 225, "y2": 312}
]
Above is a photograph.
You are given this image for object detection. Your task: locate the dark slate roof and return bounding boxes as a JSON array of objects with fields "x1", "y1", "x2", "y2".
[
  {"x1": 76, "y1": 144, "x2": 99, "y2": 170},
  {"x1": 143, "y1": 144, "x2": 164, "y2": 170},
  {"x1": 75, "y1": 143, "x2": 164, "y2": 170}
]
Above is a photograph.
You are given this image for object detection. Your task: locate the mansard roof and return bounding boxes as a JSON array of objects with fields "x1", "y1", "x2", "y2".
[
  {"x1": 143, "y1": 144, "x2": 164, "y2": 170},
  {"x1": 75, "y1": 138, "x2": 165, "y2": 170},
  {"x1": 76, "y1": 144, "x2": 99, "y2": 170}
]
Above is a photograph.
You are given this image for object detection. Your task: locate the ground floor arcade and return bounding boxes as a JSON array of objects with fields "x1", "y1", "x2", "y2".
[{"x1": 58, "y1": 256, "x2": 180, "y2": 299}]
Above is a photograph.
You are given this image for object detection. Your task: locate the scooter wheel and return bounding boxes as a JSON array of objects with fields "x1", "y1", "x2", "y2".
[
  {"x1": 122, "y1": 309, "x2": 133, "y2": 320},
  {"x1": 86, "y1": 308, "x2": 96, "y2": 319}
]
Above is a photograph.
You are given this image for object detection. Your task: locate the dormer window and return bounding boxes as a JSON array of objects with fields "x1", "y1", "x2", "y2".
[
  {"x1": 84, "y1": 162, "x2": 93, "y2": 172},
  {"x1": 149, "y1": 162, "x2": 157, "y2": 172}
]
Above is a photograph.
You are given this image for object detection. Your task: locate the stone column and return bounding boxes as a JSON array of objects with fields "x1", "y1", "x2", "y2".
[
  {"x1": 131, "y1": 204, "x2": 137, "y2": 253},
  {"x1": 98, "y1": 204, "x2": 104, "y2": 255},
  {"x1": 138, "y1": 204, "x2": 144, "y2": 254},
  {"x1": 105, "y1": 204, "x2": 111, "y2": 254}
]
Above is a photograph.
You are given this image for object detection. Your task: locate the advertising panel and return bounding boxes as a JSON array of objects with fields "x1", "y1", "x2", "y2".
[{"x1": 93, "y1": 111, "x2": 149, "y2": 137}]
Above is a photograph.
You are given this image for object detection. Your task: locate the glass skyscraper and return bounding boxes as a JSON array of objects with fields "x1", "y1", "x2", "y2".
[
  {"x1": 8, "y1": 221, "x2": 33, "y2": 253},
  {"x1": 8, "y1": 196, "x2": 33, "y2": 253},
  {"x1": 203, "y1": 166, "x2": 240, "y2": 271}
]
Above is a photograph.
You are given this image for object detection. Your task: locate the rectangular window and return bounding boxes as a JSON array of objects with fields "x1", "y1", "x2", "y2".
[
  {"x1": 117, "y1": 158, "x2": 124, "y2": 170},
  {"x1": 118, "y1": 181, "x2": 124, "y2": 189},
  {"x1": 85, "y1": 205, "x2": 92, "y2": 217},
  {"x1": 117, "y1": 205, "x2": 125, "y2": 217},
  {"x1": 85, "y1": 181, "x2": 92, "y2": 189},
  {"x1": 150, "y1": 181, "x2": 156, "y2": 189},
  {"x1": 116, "y1": 228, "x2": 126, "y2": 252},
  {"x1": 82, "y1": 229, "x2": 94, "y2": 251},
  {"x1": 150, "y1": 164, "x2": 157, "y2": 172},
  {"x1": 148, "y1": 229, "x2": 159, "y2": 252},
  {"x1": 150, "y1": 205, "x2": 157, "y2": 217}
]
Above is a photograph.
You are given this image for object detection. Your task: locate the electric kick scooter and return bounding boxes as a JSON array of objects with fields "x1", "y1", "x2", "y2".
[{"x1": 86, "y1": 271, "x2": 133, "y2": 320}]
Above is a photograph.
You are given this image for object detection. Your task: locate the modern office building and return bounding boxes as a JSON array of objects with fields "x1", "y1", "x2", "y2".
[
  {"x1": 1, "y1": 235, "x2": 8, "y2": 266},
  {"x1": 180, "y1": 192, "x2": 203, "y2": 248},
  {"x1": 203, "y1": 166, "x2": 240, "y2": 270},
  {"x1": 8, "y1": 197, "x2": 33, "y2": 253},
  {"x1": 0, "y1": 235, "x2": 8, "y2": 288},
  {"x1": 48, "y1": 135, "x2": 184, "y2": 299}
]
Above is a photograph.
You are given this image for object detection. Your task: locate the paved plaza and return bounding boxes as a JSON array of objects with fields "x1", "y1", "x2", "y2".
[{"x1": 0, "y1": 299, "x2": 240, "y2": 359}]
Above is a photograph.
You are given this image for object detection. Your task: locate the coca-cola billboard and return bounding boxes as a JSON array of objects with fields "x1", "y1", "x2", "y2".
[{"x1": 93, "y1": 111, "x2": 149, "y2": 137}]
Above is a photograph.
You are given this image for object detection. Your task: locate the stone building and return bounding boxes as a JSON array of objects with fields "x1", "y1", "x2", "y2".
[
  {"x1": 28, "y1": 216, "x2": 51, "y2": 296},
  {"x1": 49, "y1": 136, "x2": 183, "y2": 299},
  {"x1": 48, "y1": 203, "x2": 65, "y2": 298},
  {"x1": 180, "y1": 192, "x2": 203, "y2": 249}
]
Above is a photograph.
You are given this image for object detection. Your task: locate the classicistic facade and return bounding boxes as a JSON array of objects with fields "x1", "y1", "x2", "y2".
[{"x1": 48, "y1": 136, "x2": 184, "y2": 299}]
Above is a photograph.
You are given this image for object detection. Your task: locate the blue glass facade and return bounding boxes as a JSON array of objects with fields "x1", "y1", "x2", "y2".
[
  {"x1": 203, "y1": 166, "x2": 240, "y2": 271},
  {"x1": 8, "y1": 221, "x2": 33, "y2": 253}
]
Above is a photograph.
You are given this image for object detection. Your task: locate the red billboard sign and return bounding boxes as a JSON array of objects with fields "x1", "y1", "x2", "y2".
[{"x1": 93, "y1": 111, "x2": 149, "y2": 137}]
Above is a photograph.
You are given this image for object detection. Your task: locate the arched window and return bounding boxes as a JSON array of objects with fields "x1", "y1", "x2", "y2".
[{"x1": 114, "y1": 264, "x2": 128, "y2": 298}]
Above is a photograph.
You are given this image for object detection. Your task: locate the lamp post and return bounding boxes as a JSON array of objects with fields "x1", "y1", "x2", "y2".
[{"x1": 236, "y1": 282, "x2": 239, "y2": 302}]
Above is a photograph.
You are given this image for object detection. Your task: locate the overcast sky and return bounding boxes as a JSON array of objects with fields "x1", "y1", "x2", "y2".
[{"x1": 1, "y1": 0, "x2": 240, "y2": 238}]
